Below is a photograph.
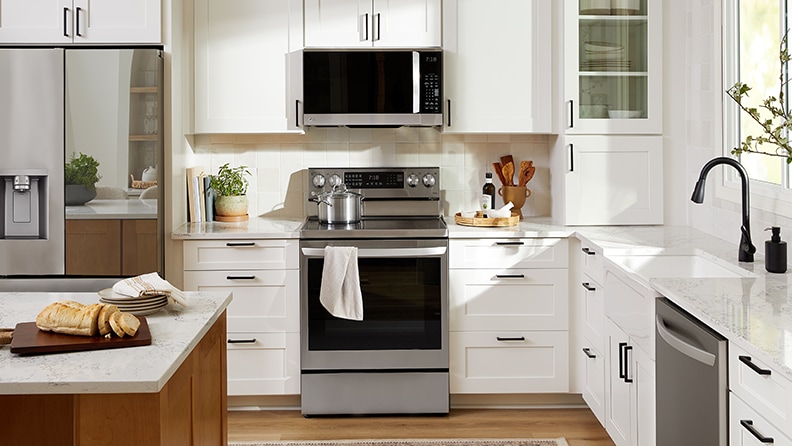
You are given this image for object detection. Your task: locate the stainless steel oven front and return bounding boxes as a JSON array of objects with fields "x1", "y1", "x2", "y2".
[{"x1": 299, "y1": 237, "x2": 449, "y2": 416}]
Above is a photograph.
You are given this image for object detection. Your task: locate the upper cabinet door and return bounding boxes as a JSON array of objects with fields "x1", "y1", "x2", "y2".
[
  {"x1": 563, "y1": 0, "x2": 662, "y2": 134},
  {"x1": 0, "y1": 0, "x2": 160, "y2": 44},
  {"x1": 304, "y1": 0, "x2": 441, "y2": 48},
  {"x1": 194, "y1": 0, "x2": 303, "y2": 133},
  {"x1": 442, "y1": 0, "x2": 552, "y2": 133}
]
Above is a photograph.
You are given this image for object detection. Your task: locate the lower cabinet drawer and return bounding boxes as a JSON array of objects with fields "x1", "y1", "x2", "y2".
[
  {"x1": 449, "y1": 331, "x2": 569, "y2": 393},
  {"x1": 729, "y1": 342, "x2": 792, "y2": 436},
  {"x1": 226, "y1": 332, "x2": 300, "y2": 396},
  {"x1": 449, "y1": 268, "x2": 569, "y2": 331},
  {"x1": 580, "y1": 341, "x2": 605, "y2": 426},
  {"x1": 731, "y1": 392, "x2": 792, "y2": 446},
  {"x1": 184, "y1": 270, "x2": 299, "y2": 332}
]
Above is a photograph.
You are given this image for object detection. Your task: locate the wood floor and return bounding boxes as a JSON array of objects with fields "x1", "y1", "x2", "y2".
[{"x1": 228, "y1": 409, "x2": 616, "y2": 446}]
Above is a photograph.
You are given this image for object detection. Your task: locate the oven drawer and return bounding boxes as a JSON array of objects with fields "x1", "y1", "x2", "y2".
[
  {"x1": 184, "y1": 270, "x2": 299, "y2": 332},
  {"x1": 449, "y1": 268, "x2": 568, "y2": 331},
  {"x1": 183, "y1": 239, "x2": 298, "y2": 270},
  {"x1": 449, "y1": 238, "x2": 568, "y2": 269},
  {"x1": 227, "y1": 332, "x2": 300, "y2": 396},
  {"x1": 450, "y1": 330, "x2": 569, "y2": 393}
]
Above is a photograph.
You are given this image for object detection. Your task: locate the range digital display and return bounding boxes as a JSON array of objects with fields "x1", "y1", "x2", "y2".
[{"x1": 344, "y1": 171, "x2": 404, "y2": 189}]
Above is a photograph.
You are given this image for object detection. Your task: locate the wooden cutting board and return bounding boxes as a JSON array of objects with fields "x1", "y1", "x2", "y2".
[{"x1": 9, "y1": 317, "x2": 151, "y2": 356}]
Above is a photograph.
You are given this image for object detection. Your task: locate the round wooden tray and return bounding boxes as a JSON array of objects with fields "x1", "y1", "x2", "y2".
[
  {"x1": 215, "y1": 214, "x2": 249, "y2": 222},
  {"x1": 454, "y1": 212, "x2": 519, "y2": 227}
]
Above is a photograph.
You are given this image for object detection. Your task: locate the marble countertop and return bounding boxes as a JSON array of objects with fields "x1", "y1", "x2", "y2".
[
  {"x1": 66, "y1": 199, "x2": 158, "y2": 220},
  {"x1": 0, "y1": 291, "x2": 231, "y2": 394},
  {"x1": 171, "y1": 217, "x2": 304, "y2": 240}
]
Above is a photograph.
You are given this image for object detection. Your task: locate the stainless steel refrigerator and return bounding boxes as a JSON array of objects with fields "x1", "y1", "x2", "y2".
[{"x1": 0, "y1": 48, "x2": 163, "y2": 289}]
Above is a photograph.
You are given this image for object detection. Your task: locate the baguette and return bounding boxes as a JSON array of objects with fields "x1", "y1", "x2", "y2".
[
  {"x1": 36, "y1": 301, "x2": 102, "y2": 336},
  {"x1": 97, "y1": 303, "x2": 119, "y2": 336},
  {"x1": 108, "y1": 311, "x2": 127, "y2": 337},
  {"x1": 116, "y1": 312, "x2": 141, "y2": 337}
]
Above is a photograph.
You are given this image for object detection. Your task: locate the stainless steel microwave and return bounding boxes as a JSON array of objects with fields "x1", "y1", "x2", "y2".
[{"x1": 302, "y1": 50, "x2": 442, "y2": 127}]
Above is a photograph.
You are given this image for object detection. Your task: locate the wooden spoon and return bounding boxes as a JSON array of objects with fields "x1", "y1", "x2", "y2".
[
  {"x1": 502, "y1": 162, "x2": 514, "y2": 187},
  {"x1": 500, "y1": 155, "x2": 515, "y2": 185},
  {"x1": 519, "y1": 160, "x2": 536, "y2": 186},
  {"x1": 492, "y1": 162, "x2": 507, "y2": 185}
]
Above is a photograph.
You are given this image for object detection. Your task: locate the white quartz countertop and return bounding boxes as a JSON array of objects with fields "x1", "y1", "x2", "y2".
[
  {"x1": 66, "y1": 199, "x2": 158, "y2": 220},
  {"x1": 171, "y1": 217, "x2": 304, "y2": 240},
  {"x1": 0, "y1": 291, "x2": 231, "y2": 394}
]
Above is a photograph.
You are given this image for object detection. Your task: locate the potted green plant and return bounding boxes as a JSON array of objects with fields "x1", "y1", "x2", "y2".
[
  {"x1": 64, "y1": 152, "x2": 101, "y2": 205},
  {"x1": 209, "y1": 163, "x2": 251, "y2": 219}
]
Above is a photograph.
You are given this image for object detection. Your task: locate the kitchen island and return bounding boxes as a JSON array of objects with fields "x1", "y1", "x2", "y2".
[{"x1": 0, "y1": 291, "x2": 231, "y2": 446}]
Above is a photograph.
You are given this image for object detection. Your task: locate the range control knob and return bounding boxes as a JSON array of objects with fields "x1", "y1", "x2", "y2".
[
  {"x1": 328, "y1": 174, "x2": 342, "y2": 188},
  {"x1": 407, "y1": 174, "x2": 421, "y2": 188},
  {"x1": 422, "y1": 173, "x2": 436, "y2": 188},
  {"x1": 312, "y1": 174, "x2": 326, "y2": 188}
]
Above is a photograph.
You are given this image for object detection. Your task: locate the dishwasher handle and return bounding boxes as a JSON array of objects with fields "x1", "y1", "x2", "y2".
[{"x1": 656, "y1": 315, "x2": 716, "y2": 366}]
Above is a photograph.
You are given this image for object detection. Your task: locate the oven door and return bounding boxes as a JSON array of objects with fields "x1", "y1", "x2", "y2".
[{"x1": 300, "y1": 238, "x2": 448, "y2": 371}]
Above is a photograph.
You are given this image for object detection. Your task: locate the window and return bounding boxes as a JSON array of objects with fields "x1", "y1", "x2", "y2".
[{"x1": 725, "y1": 0, "x2": 788, "y2": 187}]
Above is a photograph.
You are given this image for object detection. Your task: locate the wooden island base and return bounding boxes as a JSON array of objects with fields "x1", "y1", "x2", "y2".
[{"x1": 1, "y1": 313, "x2": 227, "y2": 446}]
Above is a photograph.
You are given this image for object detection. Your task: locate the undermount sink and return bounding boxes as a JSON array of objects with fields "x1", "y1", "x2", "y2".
[{"x1": 607, "y1": 250, "x2": 754, "y2": 279}]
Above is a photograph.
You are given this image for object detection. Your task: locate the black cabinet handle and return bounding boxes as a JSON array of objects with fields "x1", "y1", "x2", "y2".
[
  {"x1": 582, "y1": 348, "x2": 596, "y2": 359},
  {"x1": 739, "y1": 355, "x2": 772, "y2": 375},
  {"x1": 496, "y1": 336, "x2": 525, "y2": 342},
  {"x1": 582, "y1": 282, "x2": 596, "y2": 291},
  {"x1": 75, "y1": 7, "x2": 82, "y2": 37},
  {"x1": 295, "y1": 99, "x2": 300, "y2": 127},
  {"x1": 496, "y1": 274, "x2": 525, "y2": 279},
  {"x1": 447, "y1": 99, "x2": 452, "y2": 126},
  {"x1": 226, "y1": 242, "x2": 255, "y2": 247},
  {"x1": 740, "y1": 420, "x2": 774, "y2": 443},
  {"x1": 495, "y1": 241, "x2": 524, "y2": 246},
  {"x1": 568, "y1": 99, "x2": 574, "y2": 128},
  {"x1": 618, "y1": 342, "x2": 626, "y2": 379},
  {"x1": 569, "y1": 143, "x2": 575, "y2": 172},
  {"x1": 623, "y1": 345, "x2": 633, "y2": 383},
  {"x1": 227, "y1": 338, "x2": 257, "y2": 344},
  {"x1": 63, "y1": 7, "x2": 69, "y2": 37},
  {"x1": 226, "y1": 275, "x2": 255, "y2": 280},
  {"x1": 581, "y1": 247, "x2": 596, "y2": 255}
]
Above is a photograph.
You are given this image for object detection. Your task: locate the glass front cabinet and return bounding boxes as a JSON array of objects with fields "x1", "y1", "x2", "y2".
[{"x1": 563, "y1": 0, "x2": 662, "y2": 134}]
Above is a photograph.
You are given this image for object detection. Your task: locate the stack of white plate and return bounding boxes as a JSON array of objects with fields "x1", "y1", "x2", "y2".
[
  {"x1": 98, "y1": 288, "x2": 169, "y2": 316},
  {"x1": 582, "y1": 40, "x2": 630, "y2": 71}
]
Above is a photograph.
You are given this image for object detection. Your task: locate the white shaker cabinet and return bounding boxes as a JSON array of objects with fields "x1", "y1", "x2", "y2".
[
  {"x1": 304, "y1": 0, "x2": 441, "y2": 48},
  {"x1": 182, "y1": 239, "x2": 301, "y2": 396},
  {"x1": 577, "y1": 240, "x2": 606, "y2": 425},
  {"x1": 550, "y1": 135, "x2": 663, "y2": 225},
  {"x1": 561, "y1": 0, "x2": 662, "y2": 134},
  {"x1": 194, "y1": 0, "x2": 303, "y2": 133},
  {"x1": 0, "y1": 0, "x2": 160, "y2": 44},
  {"x1": 442, "y1": 0, "x2": 552, "y2": 133},
  {"x1": 448, "y1": 237, "x2": 569, "y2": 394}
]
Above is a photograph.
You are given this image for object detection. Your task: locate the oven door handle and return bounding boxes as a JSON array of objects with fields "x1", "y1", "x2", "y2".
[{"x1": 301, "y1": 247, "x2": 447, "y2": 258}]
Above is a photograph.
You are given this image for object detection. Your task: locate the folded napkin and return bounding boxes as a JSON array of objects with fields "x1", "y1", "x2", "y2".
[
  {"x1": 113, "y1": 272, "x2": 188, "y2": 307},
  {"x1": 319, "y1": 246, "x2": 363, "y2": 321}
]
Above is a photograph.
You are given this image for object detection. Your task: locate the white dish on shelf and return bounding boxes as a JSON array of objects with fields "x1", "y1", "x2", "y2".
[{"x1": 608, "y1": 110, "x2": 643, "y2": 119}]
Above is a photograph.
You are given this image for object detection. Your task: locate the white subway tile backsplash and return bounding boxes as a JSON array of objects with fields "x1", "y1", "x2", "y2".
[{"x1": 188, "y1": 129, "x2": 550, "y2": 218}]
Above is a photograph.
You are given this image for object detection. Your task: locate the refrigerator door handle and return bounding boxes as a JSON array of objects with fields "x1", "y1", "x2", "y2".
[{"x1": 656, "y1": 315, "x2": 716, "y2": 366}]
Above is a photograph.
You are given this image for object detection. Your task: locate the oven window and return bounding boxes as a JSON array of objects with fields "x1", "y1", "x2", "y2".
[{"x1": 307, "y1": 257, "x2": 442, "y2": 351}]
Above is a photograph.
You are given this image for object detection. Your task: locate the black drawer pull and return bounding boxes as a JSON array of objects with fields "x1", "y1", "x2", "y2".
[
  {"x1": 228, "y1": 338, "x2": 257, "y2": 344},
  {"x1": 496, "y1": 274, "x2": 525, "y2": 279},
  {"x1": 582, "y1": 282, "x2": 596, "y2": 291},
  {"x1": 495, "y1": 241, "x2": 524, "y2": 246},
  {"x1": 226, "y1": 242, "x2": 256, "y2": 247},
  {"x1": 623, "y1": 345, "x2": 633, "y2": 383},
  {"x1": 581, "y1": 247, "x2": 596, "y2": 255},
  {"x1": 582, "y1": 348, "x2": 597, "y2": 359},
  {"x1": 740, "y1": 420, "x2": 774, "y2": 443},
  {"x1": 739, "y1": 355, "x2": 772, "y2": 375},
  {"x1": 226, "y1": 275, "x2": 256, "y2": 280},
  {"x1": 618, "y1": 342, "x2": 627, "y2": 379},
  {"x1": 496, "y1": 336, "x2": 525, "y2": 342}
]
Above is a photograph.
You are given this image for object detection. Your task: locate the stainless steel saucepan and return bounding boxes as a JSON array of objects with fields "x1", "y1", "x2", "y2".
[{"x1": 314, "y1": 184, "x2": 362, "y2": 224}]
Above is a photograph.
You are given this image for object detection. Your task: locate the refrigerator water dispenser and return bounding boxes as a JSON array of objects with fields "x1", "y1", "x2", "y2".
[{"x1": 1, "y1": 172, "x2": 47, "y2": 239}]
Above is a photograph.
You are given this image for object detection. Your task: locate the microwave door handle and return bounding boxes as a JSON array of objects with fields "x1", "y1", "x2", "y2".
[{"x1": 413, "y1": 52, "x2": 420, "y2": 113}]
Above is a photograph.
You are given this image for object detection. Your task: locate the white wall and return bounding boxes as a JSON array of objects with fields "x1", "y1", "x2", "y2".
[{"x1": 188, "y1": 130, "x2": 552, "y2": 219}]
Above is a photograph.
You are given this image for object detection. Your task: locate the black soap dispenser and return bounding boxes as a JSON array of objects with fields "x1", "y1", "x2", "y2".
[{"x1": 765, "y1": 227, "x2": 788, "y2": 273}]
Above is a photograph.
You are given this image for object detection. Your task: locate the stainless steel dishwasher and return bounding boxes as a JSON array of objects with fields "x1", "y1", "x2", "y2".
[{"x1": 656, "y1": 297, "x2": 728, "y2": 446}]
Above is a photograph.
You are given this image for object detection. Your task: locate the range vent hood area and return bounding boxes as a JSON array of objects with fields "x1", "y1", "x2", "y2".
[{"x1": 298, "y1": 49, "x2": 443, "y2": 128}]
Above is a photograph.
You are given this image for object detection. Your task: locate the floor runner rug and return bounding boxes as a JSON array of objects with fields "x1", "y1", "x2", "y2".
[{"x1": 230, "y1": 439, "x2": 568, "y2": 446}]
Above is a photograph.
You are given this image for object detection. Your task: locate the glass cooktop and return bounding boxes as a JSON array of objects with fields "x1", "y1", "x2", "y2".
[{"x1": 299, "y1": 216, "x2": 448, "y2": 239}]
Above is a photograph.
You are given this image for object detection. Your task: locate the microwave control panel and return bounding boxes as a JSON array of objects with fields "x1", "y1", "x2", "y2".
[{"x1": 421, "y1": 53, "x2": 442, "y2": 113}]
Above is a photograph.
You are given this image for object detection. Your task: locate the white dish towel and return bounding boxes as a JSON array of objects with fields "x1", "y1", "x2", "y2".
[
  {"x1": 112, "y1": 272, "x2": 188, "y2": 307},
  {"x1": 319, "y1": 246, "x2": 363, "y2": 321}
]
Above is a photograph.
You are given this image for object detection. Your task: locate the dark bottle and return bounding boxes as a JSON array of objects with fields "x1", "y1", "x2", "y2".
[
  {"x1": 481, "y1": 172, "x2": 496, "y2": 216},
  {"x1": 765, "y1": 226, "x2": 788, "y2": 273}
]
